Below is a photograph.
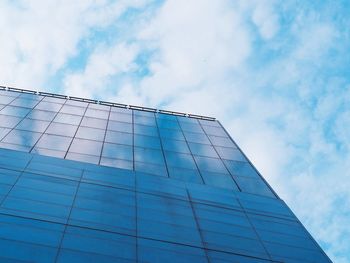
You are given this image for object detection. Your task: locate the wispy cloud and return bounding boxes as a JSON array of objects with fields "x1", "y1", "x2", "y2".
[{"x1": 1, "y1": 0, "x2": 349, "y2": 261}]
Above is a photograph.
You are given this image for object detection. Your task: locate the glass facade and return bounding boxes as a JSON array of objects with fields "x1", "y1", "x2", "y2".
[{"x1": 0, "y1": 87, "x2": 331, "y2": 262}]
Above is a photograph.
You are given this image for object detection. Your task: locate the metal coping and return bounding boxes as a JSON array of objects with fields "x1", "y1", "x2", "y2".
[{"x1": 0, "y1": 85, "x2": 216, "y2": 121}]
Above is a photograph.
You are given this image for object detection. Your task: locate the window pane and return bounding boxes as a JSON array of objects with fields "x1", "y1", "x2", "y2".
[
  {"x1": 10, "y1": 98, "x2": 39, "y2": 109},
  {"x1": 2, "y1": 129, "x2": 41, "y2": 147},
  {"x1": 194, "y1": 156, "x2": 229, "y2": 174},
  {"x1": 183, "y1": 131, "x2": 210, "y2": 144},
  {"x1": 81, "y1": 116, "x2": 107, "y2": 129},
  {"x1": 109, "y1": 112, "x2": 132, "y2": 123},
  {"x1": 209, "y1": 135, "x2": 236, "y2": 148},
  {"x1": 0, "y1": 105, "x2": 31, "y2": 117},
  {"x1": 102, "y1": 143, "x2": 133, "y2": 161},
  {"x1": 215, "y1": 147, "x2": 246, "y2": 161},
  {"x1": 0, "y1": 114, "x2": 22, "y2": 128},
  {"x1": 134, "y1": 135, "x2": 161, "y2": 149},
  {"x1": 60, "y1": 105, "x2": 86, "y2": 116},
  {"x1": 159, "y1": 128, "x2": 184, "y2": 141},
  {"x1": 188, "y1": 142, "x2": 218, "y2": 158},
  {"x1": 134, "y1": 147, "x2": 165, "y2": 165},
  {"x1": 76, "y1": 127, "x2": 105, "y2": 141},
  {"x1": 134, "y1": 124, "x2": 158, "y2": 137},
  {"x1": 164, "y1": 151, "x2": 197, "y2": 170},
  {"x1": 202, "y1": 125, "x2": 228, "y2": 137},
  {"x1": 161, "y1": 138, "x2": 190, "y2": 154},
  {"x1": 100, "y1": 157, "x2": 133, "y2": 170},
  {"x1": 66, "y1": 152, "x2": 100, "y2": 164},
  {"x1": 134, "y1": 115, "x2": 156, "y2": 126},
  {"x1": 54, "y1": 113, "x2": 82, "y2": 125},
  {"x1": 35, "y1": 101, "x2": 62, "y2": 112},
  {"x1": 107, "y1": 121, "x2": 132, "y2": 133},
  {"x1": 69, "y1": 138, "x2": 102, "y2": 156},
  {"x1": 85, "y1": 108, "x2": 109, "y2": 119},
  {"x1": 16, "y1": 119, "x2": 50, "y2": 133},
  {"x1": 27, "y1": 110, "x2": 56, "y2": 121},
  {"x1": 105, "y1": 130, "x2": 132, "y2": 145},
  {"x1": 46, "y1": 123, "x2": 78, "y2": 137},
  {"x1": 35, "y1": 134, "x2": 72, "y2": 152},
  {"x1": 224, "y1": 160, "x2": 259, "y2": 179}
]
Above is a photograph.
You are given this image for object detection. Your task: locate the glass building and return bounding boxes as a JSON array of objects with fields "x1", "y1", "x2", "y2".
[{"x1": 0, "y1": 86, "x2": 331, "y2": 262}]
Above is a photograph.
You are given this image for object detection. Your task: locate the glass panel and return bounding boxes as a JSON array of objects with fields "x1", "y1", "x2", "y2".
[
  {"x1": 105, "y1": 130, "x2": 132, "y2": 145},
  {"x1": 102, "y1": 143, "x2": 133, "y2": 161},
  {"x1": 0, "y1": 127, "x2": 11, "y2": 140},
  {"x1": 0, "y1": 95, "x2": 15, "y2": 104},
  {"x1": 134, "y1": 147, "x2": 165, "y2": 165},
  {"x1": 2, "y1": 129, "x2": 41, "y2": 147},
  {"x1": 35, "y1": 134, "x2": 73, "y2": 152},
  {"x1": 32, "y1": 147, "x2": 66, "y2": 158},
  {"x1": 134, "y1": 134, "x2": 161, "y2": 149},
  {"x1": 134, "y1": 124, "x2": 158, "y2": 137},
  {"x1": 111, "y1": 107, "x2": 130, "y2": 114},
  {"x1": 109, "y1": 112, "x2": 132, "y2": 123},
  {"x1": 224, "y1": 160, "x2": 260, "y2": 179},
  {"x1": 202, "y1": 125, "x2": 228, "y2": 137},
  {"x1": 216, "y1": 146, "x2": 246, "y2": 161},
  {"x1": 183, "y1": 131, "x2": 210, "y2": 144},
  {"x1": 161, "y1": 138, "x2": 190, "y2": 154},
  {"x1": 209, "y1": 135, "x2": 236, "y2": 147},
  {"x1": 16, "y1": 119, "x2": 50, "y2": 133},
  {"x1": 100, "y1": 157, "x2": 133, "y2": 170},
  {"x1": 27, "y1": 109, "x2": 56, "y2": 121},
  {"x1": 85, "y1": 108, "x2": 109, "y2": 119},
  {"x1": 46, "y1": 123, "x2": 78, "y2": 137},
  {"x1": 35, "y1": 101, "x2": 62, "y2": 112},
  {"x1": 194, "y1": 156, "x2": 229, "y2": 174},
  {"x1": 69, "y1": 138, "x2": 102, "y2": 156},
  {"x1": 107, "y1": 120, "x2": 132, "y2": 133},
  {"x1": 201, "y1": 171, "x2": 239, "y2": 190},
  {"x1": 81, "y1": 117, "x2": 107, "y2": 129},
  {"x1": 134, "y1": 115, "x2": 156, "y2": 126},
  {"x1": 65, "y1": 100, "x2": 87, "y2": 107},
  {"x1": 0, "y1": 114, "x2": 22, "y2": 128},
  {"x1": 60, "y1": 105, "x2": 86, "y2": 116},
  {"x1": 0, "y1": 105, "x2": 31, "y2": 117},
  {"x1": 88, "y1": 103, "x2": 110, "y2": 111},
  {"x1": 76, "y1": 126, "x2": 105, "y2": 141},
  {"x1": 135, "y1": 162, "x2": 168, "y2": 177},
  {"x1": 159, "y1": 128, "x2": 185, "y2": 141},
  {"x1": 43, "y1": 96, "x2": 66, "y2": 104},
  {"x1": 168, "y1": 167, "x2": 203, "y2": 183},
  {"x1": 66, "y1": 152, "x2": 100, "y2": 164},
  {"x1": 157, "y1": 119, "x2": 180, "y2": 130},
  {"x1": 188, "y1": 142, "x2": 218, "y2": 158},
  {"x1": 164, "y1": 151, "x2": 197, "y2": 170},
  {"x1": 54, "y1": 113, "x2": 82, "y2": 125},
  {"x1": 179, "y1": 122, "x2": 204, "y2": 134},
  {"x1": 235, "y1": 177, "x2": 275, "y2": 198},
  {"x1": 10, "y1": 98, "x2": 39, "y2": 108}
]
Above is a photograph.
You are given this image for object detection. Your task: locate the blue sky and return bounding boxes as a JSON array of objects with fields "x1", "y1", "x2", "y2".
[{"x1": 1, "y1": 0, "x2": 349, "y2": 261}]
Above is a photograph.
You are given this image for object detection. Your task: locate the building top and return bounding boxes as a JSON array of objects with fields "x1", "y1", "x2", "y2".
[{"x1": 0, "y1": 85, "x2": 216, "y2": 121}]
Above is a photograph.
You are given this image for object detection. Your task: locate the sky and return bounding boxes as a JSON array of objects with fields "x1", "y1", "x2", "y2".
[{"x1": 0, "y1": 0, "x2": 349, "y2": 261}]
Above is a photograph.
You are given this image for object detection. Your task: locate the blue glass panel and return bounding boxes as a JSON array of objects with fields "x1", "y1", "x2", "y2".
[
  {"x1": 102, "y1": 142, "x2": 133, "y2": 161},
  {"x1": 168, "y1": 167, "x2": 203, "y2": 183},
  {"x1": 105, "y1": 130, "x2": 132, "y2": 145},
  {"x1": 161, "y1": 138, "x2": 190, "y2": 153},
  {"x1": 108, "y1": 120, "x2": 132, "y2": 133},
  {"x1": 35, "y1": 134, "x2": 72, "y2": 152},
  {"x1": 209, "y1": 134, "x2": 236, "y2": 147},
  {"x1": 199, "y1": 119, "x2": 221, "y2": 127},
  {"x1": 0, "y1": 95, "x2": 15, "y2": 104},
  {"x1": 202, "y1": 124, "x2": 228, "y2": 137},
  {"x1": 81, "y1": 116, "x2": 107, "y2": 129},
  {"x1": 69, "y1": 138, "x2": 102, "y2": 156},
  {"x1": 138, "y1": 238, "x2": 207, "y2": 263},
  {"x1": 134, "y1": 147, "x2": 165, "y2": 165},
  {"x1": 159, "y1": 128, "x2": 185, "y2": 140},
  {"x1": 2, "y1": 129, "x2": 41, "y2": 147},
  {"x1": 0, "y1": 114, "x2": 22, "y2": 128},
  {"x1": 85, "y1": 108, "x2": 109, "y2": 119},
  {"x1": 135, "y1": 162, "x2": 167, "y2": 177},
  {"x1": 76, "y1": 126, "x2": 105, "y2": 141},
  {"x1": 0, "y1": 127, "x2": 10, "y2": 140},
  {"x1": 134, "y1": 124, "x2": 158, "y2": 137},
  {"x1": 82, "y1": 169, "x2": 134, "y2": 190},
  {"x1": 43, "y1": 96, "x2": 65, "y2": 104},
  {"x1": 16, "y1": 118, "x2": 50, "y2": 133},
  {"x1": 35, "y1": 101, "x2": 62, "y2": 112},
  {"x1": 0, "y1": 105, "x2": 31, "y2": 117},
  {"x1": 134, "y1": 115, "x2": 156, "y2": 126},
  {"x1": 215, "y1": 146, "x2": 246, "y2": 161},
  {"x1": 157, "y1": 119, "x2": 180, "y2": 130},
  {"x1": 189, "y1": 142, "x2": 218, "y2": 158},
  {"x1": 109, "y1": 112, "x2": 132, "y2": 123},
  {"x1": 224, "y1": 160, "x2": 259, "y2": 178},
  {"x1": 164, "y1": 151, "x2": 197, "y2": 170},
  {"x1": 179, "y1": 122, "x2": 204, "y2": 133},
  {"x1": 60, "y1": 105, "x2": 86, "y2": 115},
  {"x1": 66, "y1": 152, "x2": 100, "y2": 164},
  {"x1": 184, "y1": 131, "x2": 210, "y2": 144},
  {"x1": 194, "y1": 156, "x2": 229, "y2": 174},
  {"x1": 111, "y1": 106, "x2": 131, "y2": 114},
  {"x1": 10, "y1": 98, "x2": 39, "y2": 108},
  {"x1": 54, "y1": 113, "x2": 82, "y2": 125},
  {"x1": 235, "y1": 176, "x2": 275, "y2": 197},
  {"x1": 201, "y1": 171, "x2": 238, "y2": 190},
  {"x1": 100, "y1": 157, "x2": 133, "y2": 170},
  {"x1": 27, "y1": 109, "x2": 56, "y2": 121},
  {"x1": 46, "y1": 122, "x2": 78, "y2": 137},
  {"x1": 134, "y1": 134, "x2": 161, "y2": 149},
  {"x1": 65, "y1": 99, "x2": 87, "y2": 107}
]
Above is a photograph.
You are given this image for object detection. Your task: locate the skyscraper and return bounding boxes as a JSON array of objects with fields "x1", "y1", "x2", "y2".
[{"x1": 0, "y1": 86, "x2": 331, "y2": 262}]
